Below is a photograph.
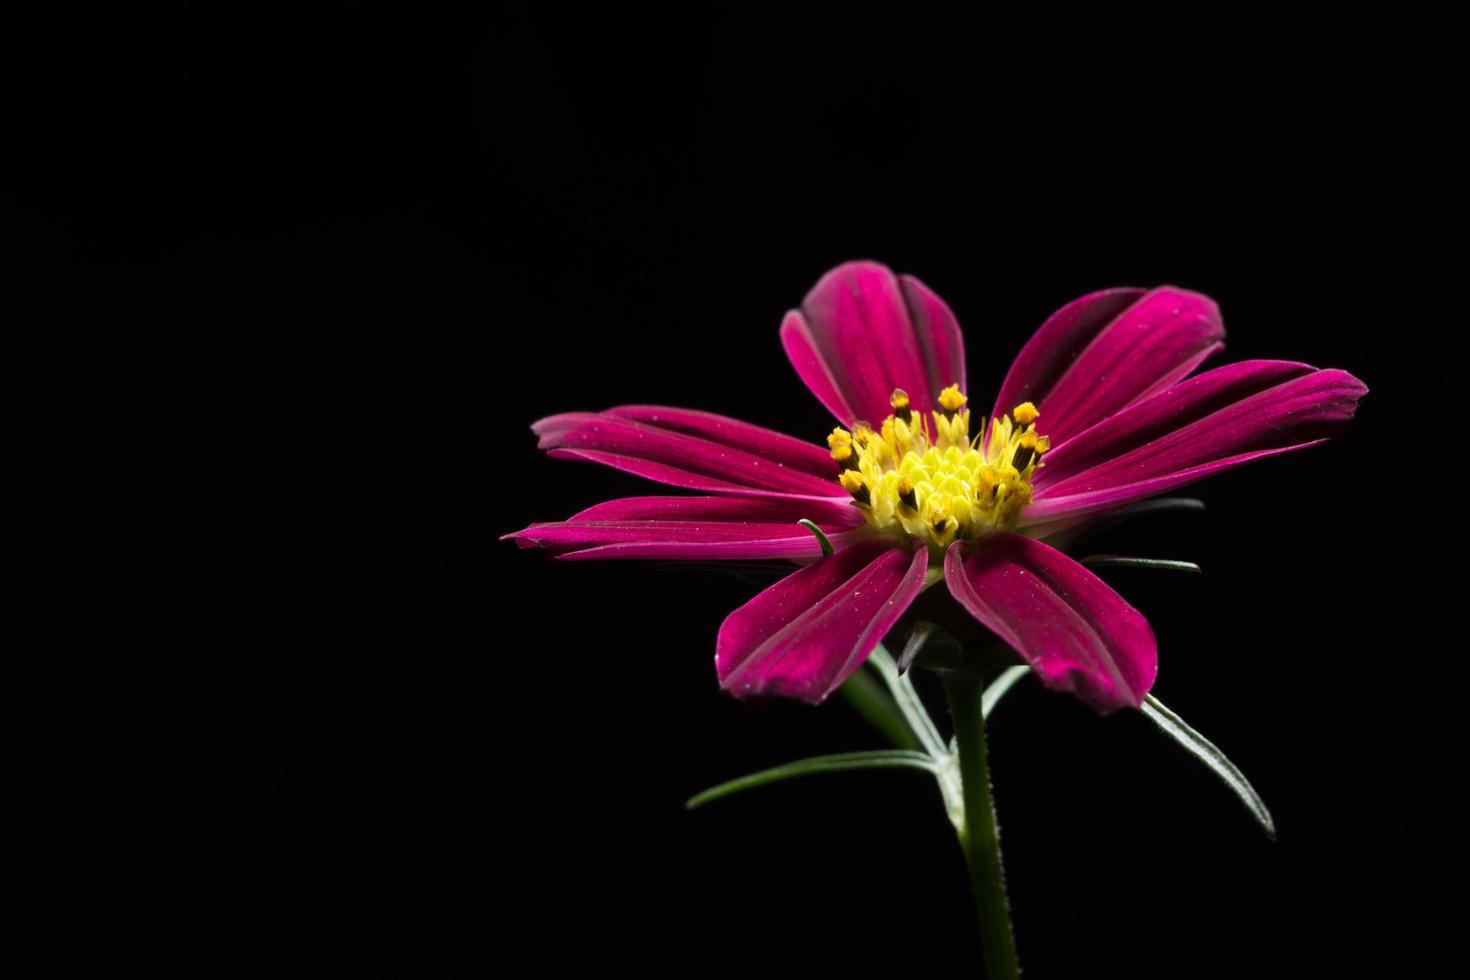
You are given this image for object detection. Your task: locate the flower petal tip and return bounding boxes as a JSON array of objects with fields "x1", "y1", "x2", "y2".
[
  {"x1": 993, "y1": 285, "x2": 1227, "y2": 447},
  {"x1": 1042, "y1": 661, "x2": 1154, "y2": 715},
  {"x1": 1026, "y1": 361, "x2": 1370, "y2": 523},
  {"x1": 499, "y1": 530, "x2": 541, "y2": 550},
  {"x1": 716, "y1": 539, "x2": 927, "y2": 704},
  {"x1": 529, "y1": 412, "x2": 595, "y2": 448},
  {"x1": 944, "y1": 535, "x2": 1157, "y2": 716},
  {"x1": 783, "y1": 261, "x2": 967, "y2": 427}
]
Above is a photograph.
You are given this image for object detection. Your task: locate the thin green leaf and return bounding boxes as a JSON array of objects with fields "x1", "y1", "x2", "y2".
[
  {"x1": 685, "y1": 750, "x2": 939, "y2": 810},
  {"x1": 1142, "y1": 694, "x2": 1277, "y2": 840},
  {"x1": 796, "y1": 519, "x2": 834, "y2": 556},
  {"x1": 1119, "y1": 497, "x2": 1206, "y2": 517},
  {"x1": 1082, "y1": 555, "x2": 1202, "y2": 573},
  {"x1": 840, "y1": 668, "x2": 923, "y2": 751},
  {"x1": 982, "y1": 666, "x2": 1031, "y2": 718},
  {"x1": 869, "y1": 643, "x2": 947, "y2": 758}
]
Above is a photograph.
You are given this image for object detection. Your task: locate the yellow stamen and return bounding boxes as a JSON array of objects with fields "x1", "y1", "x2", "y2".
[
  {"x1": 828, "y1": 427, "x2": 857, "y2": 469},
  {"x1": 839, "y1": 469, "x2": 867, "y2": 503},
  {"x1": 829, "y1": 387, "x2": 1047, "y2": 560},
  {"x1": 897, "y1": 477, "x2": 918, "y2": 511},
  {"x1": 889, "y1": 388, "x2": 915, "y2": 424},
  {"x1": 938, "y1": 385, "x2": 967, "y2": 413}
]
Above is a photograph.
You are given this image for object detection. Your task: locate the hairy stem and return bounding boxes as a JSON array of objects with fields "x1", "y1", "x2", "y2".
[{"x1": 943, "y1": 671, "x2": 1020, "y2": 980}]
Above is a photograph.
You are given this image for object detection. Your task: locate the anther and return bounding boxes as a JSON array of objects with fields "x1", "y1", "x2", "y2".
[
  {"x1": 1011, "y1": 401, "x2": 1039, "y2": 426},
  {"x1": 839, "y1": 470, "x2": 870, "y2": 505},
  {"x1": 889, "y1": 388, "x2": 913, "y2": 424},
  {"x1": 897, "y1": 478, "x2": 918, "y2": 512},
  {"x1": 937, "y1": 384, "x2": 967, "y2": 420},
  {"x1": 1012, "y1": 431, "x2": 1039, "y2": 471},
  {"x1": 976, "y1": 469, "x2": 999, "y2": 499},
  {"x1": 828, "y1": 427, "x2": 860, "y2": 470}
]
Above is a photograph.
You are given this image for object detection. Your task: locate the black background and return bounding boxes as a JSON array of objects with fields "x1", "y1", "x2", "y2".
[{"x1": 4, "y1": 7, "x2": 1463, "y2": 978}]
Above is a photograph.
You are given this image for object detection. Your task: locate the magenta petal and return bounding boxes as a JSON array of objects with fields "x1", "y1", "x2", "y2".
[
  {"x1": 601, "y1": 405, "x2": 833, "y2": 479},
  {"x1": 782, "y1": 261, "x2": 967, "y2": 426},
  {"x1": 504, "y1": 495, "x2": 867, "y2": 560},
  {"x1": 781, "y1": 310, "x2": 857, "y2": 425},
  {"x1": 531, "y1": 412, "x2": 597, "y2": 445},
  {"x1": 898, "y1": 274, "x2": 967, "y2": 411},
  {"x1": 945, "y1": 535, "x2": 1156, "y2": 713},
  {"x1": 717, "y1": 538, "x2": 927, "y2": 704},
  {"x1": 565, "y1": 496, "x2": 862, "y2": 525},
  {"x1": 992, "y1": 287, "x2": 1225, "y2": 447},
  {"x1": 1033, "y1": 359, "x2": 1316, "y2": 490},
  {"x1": 991, "y1": 288, "x2": 1144, "y2": 417},
  {"x1": 1025, "y1": 363, "x2": 1368, "y2": 523},
  {"x1": 534, "y1": 410, "x2": 841, "y2": 499}
]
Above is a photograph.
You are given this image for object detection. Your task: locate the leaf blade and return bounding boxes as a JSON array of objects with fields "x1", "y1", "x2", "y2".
[
  {"x1": 982, "y1": 666, "x2": 1031, "y2": 718},
  {"x1": 685, "y1": 750, "x2": 939, "y2": 810},
  {"x1": 1114, "y1": 496, "x2": 1207, "y2": 519},
  {"x1": 1142, "y1": 694, "x2": 1277, "y2": 840},
  {"x1": 1082, "y1": 555, "x2": 1202, "y2": 573}
]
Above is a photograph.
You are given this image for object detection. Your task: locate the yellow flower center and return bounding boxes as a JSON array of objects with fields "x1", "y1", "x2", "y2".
[{"x1": 830, "y1": 385, "x2": 1049, "y2": 557}]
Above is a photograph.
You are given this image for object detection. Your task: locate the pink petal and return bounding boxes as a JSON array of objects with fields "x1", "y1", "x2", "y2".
[
  {"x1": 530, "y1": 411, "x2": 596, "y2": 444},
  {"x1": 504, "y1": 495, "x2": 868, "y2": 560},
  {"x1": 991, "y1": 287, "x2": 1225, "y2": 447},
  {"x1": 899, "y1": 274, "x2": 967, "y2": 412},
  {"x1": 945, "y1": 534, "x2": 1156, "y2": 713},
  {"x1": 781, "y1": 311, "x2": 856, "y2": 425},
  {"x1": 1024, "y1": 362, "x2": 1367, "y2": 523},
  {"x1": 1032, "y1": 359, "x2": 1314, "y2": 490},
  {"x1": 533, "y1": 409, "x2": 841, "y2": 500},
  {"x1": 717, "y1": 538, "x2": 927, "y2": 704},
  {"x1": 566, "y1": 496, "x2": 864, "y2": 524},
  {"x1": 601, "y1": 405, "x2": 833, "y2": 479},
  {"x1": 991, "y1": 289, "x2": 1144, "y2": 417},
  {"x1": 781, "y1": 261, "x2": 967, "y2": 426}
]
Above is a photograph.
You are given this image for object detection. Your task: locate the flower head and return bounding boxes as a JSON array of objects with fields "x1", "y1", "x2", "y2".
[{"x1": 507, "y1": 262, "x2": 1366, "y2": 713}]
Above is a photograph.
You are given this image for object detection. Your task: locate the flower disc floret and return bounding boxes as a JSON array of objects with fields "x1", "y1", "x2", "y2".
[{"x1": 831, "y1": 384, "x2": 1050, "y2": 555}]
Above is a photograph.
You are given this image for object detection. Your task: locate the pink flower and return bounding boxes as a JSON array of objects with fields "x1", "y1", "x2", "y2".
[{"x1": 507, "y1": 262, "x2": 1366, "y2": 713}]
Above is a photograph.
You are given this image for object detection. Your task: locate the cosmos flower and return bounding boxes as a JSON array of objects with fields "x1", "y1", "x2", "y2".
[{"x1": 507, "y1": 262, "x2": 1365, "y2": 713}]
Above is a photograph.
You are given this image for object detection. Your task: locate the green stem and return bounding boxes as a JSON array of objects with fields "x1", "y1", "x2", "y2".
[{"x1": 943, "y1": 671, "x2": 1020, "y2": 980}]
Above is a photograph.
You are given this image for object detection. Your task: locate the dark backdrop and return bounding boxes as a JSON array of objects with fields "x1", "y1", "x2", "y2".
[{"x1": 4, "y1": 7, "x2": 1462, "y2": 978}]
